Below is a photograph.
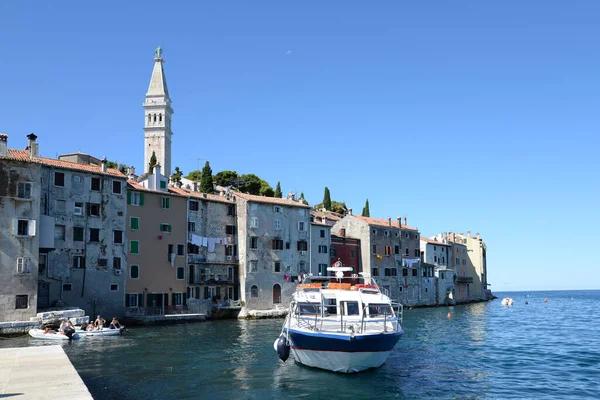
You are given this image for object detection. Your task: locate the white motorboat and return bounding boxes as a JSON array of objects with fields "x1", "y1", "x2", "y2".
[
  {"x1": 76, "y1": 327, "x2": 124, "y2": 337},
  {"x1": 501, "y1": 297, "x2": 514, "y2": 306},
  {"x1": 29, "y1": 329, "x2": 79, "y2": 340},
  {"x1": 274, "y1": 265, "x2": 404, "y2": 373}
]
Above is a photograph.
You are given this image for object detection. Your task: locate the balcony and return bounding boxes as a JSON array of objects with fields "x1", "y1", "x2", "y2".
[
  {"x1": 189, "y1": 274, "x2": 234, "y2": 286},
  {"x1": 455, "y1": 276, "x2": 474, "y2": 284}
]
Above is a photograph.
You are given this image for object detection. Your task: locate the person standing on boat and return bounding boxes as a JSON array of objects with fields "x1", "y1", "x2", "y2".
[{"x1": 94, "y1": 315, "x2": 105, "y2": 329}]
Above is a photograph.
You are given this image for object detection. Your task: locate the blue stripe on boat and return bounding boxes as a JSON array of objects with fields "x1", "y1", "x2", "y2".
[{"x1": 287, "y1": 329, "x2": 402, "y2": 352}]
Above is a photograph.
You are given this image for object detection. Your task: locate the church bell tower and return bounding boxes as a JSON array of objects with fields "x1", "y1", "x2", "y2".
[{"x1": 143, "y1": 46, "x2": 173, "y2": 177}]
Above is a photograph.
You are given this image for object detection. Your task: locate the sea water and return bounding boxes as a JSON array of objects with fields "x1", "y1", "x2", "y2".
[{"x1": 3, "y1": 290, "x2": 599, "y2": 399}]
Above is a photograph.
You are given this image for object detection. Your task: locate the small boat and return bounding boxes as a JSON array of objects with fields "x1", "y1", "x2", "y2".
[
  {"x1": 501, "y1": 297, "x2": 514, "y2": 306},
  {"x1": 76, "y1": 327, "x2": 125, "y2": 337},
  {"x1": 274, "y1": 264, "x2": 404, "y2": 373},
  {"x1": 29, "y1": 328, "x2": 79, "y2": 340}
]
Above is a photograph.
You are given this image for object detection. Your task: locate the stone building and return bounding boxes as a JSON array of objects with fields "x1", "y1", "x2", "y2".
[
  {"x1": 452, "y1": 232, "x2": 489, "y2": 301},
  {"x1": 420, "y1": 237, "x2": 455, "y2": 305},
  {"x1": 234, "y1": 191, "x2": 311, "y2": 310},
  {"x1": 330, "y1": 230, "x2": 362, "y2": 276},
  {"x1": 309, "y1": 219, "x2": 331, "y2": 276},
  {"x1": 0, "y1": 134, "x2": 42, "y2": 321}
]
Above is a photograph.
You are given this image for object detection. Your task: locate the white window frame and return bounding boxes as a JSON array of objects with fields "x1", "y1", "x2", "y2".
[
  {"x1": 74, "y1": 202, "x2": 83, "y2": 216},
  {"x1": 250, "y1": 217, "x2": 259, "y2": 229},
  {"x1": 273, "y1": 219, "x2": 281, "y2": 230},
  {"x1": 130, "y1": 264, "x2": 140, "y2": 279},
  {"x1": 249, "y1": 260, "x2": 258, "y2": 273},
  {"x1": 14, "y1": 219, "x2": 36, "y2": 237},
  {"x1": 161, "y1": 196, "x2": 170, "y2": 209},
  {"x1": 16, "y1": 257, "x2": 31, "y2": 274},
  {"x1": 17, "y1": 182, "x2": 32, "y2": 199},
  {"x1": 176, "y1": 266, "x2": 185, "y2": 280},
  {"x1": 131, "y1": 192, "x2": 142, "y2": 206}
]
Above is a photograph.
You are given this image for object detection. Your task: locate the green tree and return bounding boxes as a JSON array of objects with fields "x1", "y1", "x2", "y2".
[
  {"x1": 260, "y1": 183, "x2": 275, "y2": 197},
  {"x1": 106, "y1": 160, "x2": 119, "y2": 169},
  {"x1": 214, "y1": 170, "x2": 239, "y2": 187},
  {"x1": 362, "y1": 199, "x2": 370, "y2": 217},
  {"x1": 330, "y1": 201, "x2": 347, "y2": 214},
  {"x1": 172, "y1": 167, "x2": 183, "y2": 185},
  {"x1": 185, "y1": 170, "x2": 202, "y2": 182},
  {"x1": 148, "y1": 151, "x2": 157, "y2": 173},
  {"x1": 274, "y1": 181, "x2": 282, "y2": 198},
  {"x1": 200, "y1": 161, "x2": 213, "y2": 193},
  {"x1": 323, "y1": 187, "x2": 332, "y2": 210},
  {"x1": 299, "y1": 192, "x2": 305, "y2": 200}
]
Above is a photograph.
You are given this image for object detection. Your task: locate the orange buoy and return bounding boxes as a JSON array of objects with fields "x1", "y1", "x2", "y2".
[
  {"x1": 544, "y1": 298, "x2": 548, "y2": 303},
  {"x1": 447, "y1": 312, "x2": 451, "y2": 319}
]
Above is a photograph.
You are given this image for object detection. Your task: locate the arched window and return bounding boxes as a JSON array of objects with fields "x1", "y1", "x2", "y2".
[
  {"x1": 147, "y1": 114, "x2": 151, "y2": 124},
  {"x1": 159, "y1": 113, "x2": 162, "y2": 122},
  {"x1": 250, "y1": 285, "x2": 258, "y2": 298},
  {"x1": 153, "y1": 114, "x2": 157, "y2": 122},
  {"x1": 273, "y1": 284, "x2": 281, "y2": 304}
]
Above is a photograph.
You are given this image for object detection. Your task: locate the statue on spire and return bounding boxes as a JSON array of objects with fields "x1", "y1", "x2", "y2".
[{"x1": 154, "y1": 46, "x2": 163, "y2": 59}]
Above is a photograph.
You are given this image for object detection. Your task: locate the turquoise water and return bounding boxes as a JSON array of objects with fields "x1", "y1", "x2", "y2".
[{"x1": 3, "y1": 290, "x2": 599, "y2": 399}]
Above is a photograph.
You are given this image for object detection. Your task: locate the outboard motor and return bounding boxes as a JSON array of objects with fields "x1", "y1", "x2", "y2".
[{"x1": 276, "y1": 335, "x2": 290, "y2": 362}]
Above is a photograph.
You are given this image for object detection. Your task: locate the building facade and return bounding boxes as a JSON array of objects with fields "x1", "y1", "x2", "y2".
[
  {"x1": 330, "y1": 231, "x2": 361, "y2": 276},
  {"x1": 310, "y1": 221, "x2": 331, "y2": 277},
  {"x1": 235, "y1": 191, "x2": 311, "y2": 310}
]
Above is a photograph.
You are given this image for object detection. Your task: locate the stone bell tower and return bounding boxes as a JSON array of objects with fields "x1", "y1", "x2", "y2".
[{"x1": 143, "y1": 46, "x2": 173, "y2": 177}]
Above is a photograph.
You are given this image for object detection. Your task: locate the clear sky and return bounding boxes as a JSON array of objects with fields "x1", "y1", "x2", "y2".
[{"x1": 1, "y1": 1, "x2": 599, "y2": 291}]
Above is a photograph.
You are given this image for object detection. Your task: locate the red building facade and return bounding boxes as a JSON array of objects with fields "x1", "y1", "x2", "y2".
[{"x1": 330, "y1": 231, "x2": 361, "y2": 276}]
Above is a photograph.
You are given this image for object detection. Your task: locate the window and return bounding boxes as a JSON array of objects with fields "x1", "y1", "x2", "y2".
[
  {"x1": 16, "y1": 257, "x2": 31, "y2": 274},
  {"x1": 250, "y1": 217, "x2": 259, "y2": 229},
  {"x1": 55, "y1": 200, "x2": 66, "y2": 213},
  {"x1": 130, "y1": 240, "x2": 139, "y2": 254},
  {"x1": 73, "y1": 227, "x2": 84, "y2": 242},
  {"x1": 442, "y1": 257, "x2": 445, "y2": 264},
  {"x1": 160, "y1": 181, "x2": 167, "y2": 189},
  {"x1": 286, "y1": 241, "x2": 291, "y2": 250},
  {"x1": 16, "y1": 219, "x2": 35, "y2": 236},
  {"x1": 250, "y1": 236, "x2": 258, "y2": 249},
  {"x1": 372, "y1": 229, "x2": 377, "y2": 235},
  {"x1": 160, "y1": 224, "x2": 172, "y2": 233},
  {"x1": 272, "y1": 239, "x2": 284, "y2": 250},
  {"x1": 97, "y1": 259, "x2": 108, "y2": 267},
  {"x1": 318, "y1": 263, "x2": 328, "y2": 276},
  {"x1": 273, "y1": 206, "x2": 282, "y2": 213},
  {"x1": 423, "y1": 268, "x2": 427, "y2": 277},
  {"x1": 128, "y1": 192, "x2": 144, "y2": 206},
  {"x1": 372, "y1": 267, "x2": 379, "y2": 276},
  {"x1": 130, "y1": 264, "x2": 140, "y2": 279},
  {"x1": 463, "y1": 259, "x2": 466, "y2": 265},
  {"x1": 412, "y1": 269, "x2": 418, "y2": 277},
  {"x1": 298, "y1": 221, "x2": 306, "y2": 232},
  {"x1": 112, "y1": 180, "x2": 122, "y2": 194},
  {"x1": 63, "y1": 284, "x2": 72, "y2": 292},
  {"x1": 320, "y1": 229, "x2": 325, "y2": 238},
  {"x1": 226, "y1": 225, "x2": 236, "y2": 235},
  {"x1": 227, "y1": 205, "x2": 235, "y2": 216},
  {"x1": 399, "y1": 286, "x2": 403, "y2": 292},
  {"x1": 15, "y1": 295, "x2": 28, "y2": 309},
  {"x1": 403, "y1": 268, "x2": 408, "y2": 276},
  {"x1": 297, "y1": 241, "x2": 308, "y2": 251},
  {"x1": 405, "y1": 232, "x2": 409, "y2": 239},
  {"x1": 434, "y1": 256, "x2": 437, "y2": 263},
  {"x1": 177, "y1": 244, "x2": 185, "y2": 256},
  {"x1": 162, "y1": 196, "x2": 170, "y2": 209},
  {"x1": 249, "y1": 260, "x2": 258, "y2": 273},
  {"x1": 91, "y1": 177, "x2": 101, "y2": 191},
  {"x1": 372, "y1": 244, "x2": 377, "y2": 254},
  {"x1": 189, "y1": 200, "x2": 199, "y2": 211},
  {"x1": 113, "y1": 230, "x2": 123, "y2": 244},
  {"x1": 415, "y1": 249, "x2": 420, "y2": 257},
  {"x1": 176, "y1": 266, "x2": 185, "y2": 280},
  {"x1": 87, "y1": 203, "x2": 100, "y2": 217},
  {"x1": 274, "y1": 262, "x2": 281, "y2": 272},
  {"x1": 113, "y1": 257, "x2": 122, "y2": 270},
  {"x1": 330, "y1": 248, "x2": 337, "y2": 257},
  {"x1": 273, "y1": 219, "x2": 281, "y2": 230},
  {"x1": 73, "y1": 256, "x2": 85, "y2": 269},
  {"x1": 318, "y1": 245, "x2": 327, "y2": 254},
  {"x1": 405, "y1": 248, "x2": 409, "y2": 256},
  {"x1": 172, "y1": 292, "x2": 183, "y2": 305},
  {"x1": 126, "y1": 293, "x2": 142, "y2": 307},
  {"x1": 225, "y1": 245, "x2": 236, "y2": 256},
  {"x1": 74, "y1": 202, "x2": 83, "y2": 215},
  {"x1": 250, "y1": 285, "x2": 259, "y2": 298},
  {"x1": 456, "y1": 257, "x2": 460, "y2": 265},
  {"x1": 187, "y1": 221, "x2": 196, "y2": 232},
  {"x1": 384, "y1": 230, "x2": 389, "y2": 236},
  {"x1": 395, "y1": 245, "x2": 400, "y2": 255},
  {"x1": 350, "y1": 249, "x2": 355, "y2": 258},
  {"x1": 110, "y1": 284, "x2": 118, "y2": 291},
  {"x1": 54, "y1": 225, "x2": 65, "y2": 240},
  {"x1": 39, "y1": 254, "x2": 47, "y2": 275},
  {"x1": 168, "y1": 244, "x2": 174, "y2": 260},
  {"x1": 89, "y1": 228, "x2": 100, "y2": 242},
  {"x1": 54, "y1": 172, "x2": 65, "y2": 187},
  {"x1": 385, "y1": 246, "x2": 392, "y2": 256},
  {"x1": 385, "y1": 268, "x2": 392, "y2": 277},
  {"x1": 130, "y1": 217, "x2": 140, "y2": 230},
  {"x1": 17, "y1": 182, "x2": 32, "y2": 199}
]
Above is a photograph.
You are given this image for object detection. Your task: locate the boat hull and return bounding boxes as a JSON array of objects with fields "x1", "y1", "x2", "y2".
[
  {"x1": 286, "y1": 328, "x2": 402, "y2": 373},
  {"x1": 28, "y1": 329, "x2": 79, "y2": 340},
  {"x1": 76, "y1": 328, "x2": 123, "y2": 337}
]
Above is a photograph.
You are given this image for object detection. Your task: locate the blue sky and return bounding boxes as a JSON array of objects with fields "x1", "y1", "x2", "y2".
[{"x1": 1, "y1": 1, "x2": 599, "y2": 291}]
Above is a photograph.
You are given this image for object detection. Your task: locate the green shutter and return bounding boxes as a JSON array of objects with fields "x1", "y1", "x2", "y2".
[
  {"x1": 127, "y1": 191, "x2": 132, "y2": 205},
  {"x1": 168, "y1": 224, "x2": 172, "y2": 233},
  {"x1": 130, "y1": 240, "x2": 139, "y2": 254},
  {"x1": 166, "y1": 197, "x2": 170, "y2": 209},
  {"x1": 139, "y1": 193, "x2": 145, "y2": 206}
]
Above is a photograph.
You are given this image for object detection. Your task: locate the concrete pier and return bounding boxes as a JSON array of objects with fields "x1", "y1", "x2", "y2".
[{"x1": 0, "y1": 345, "x2": 92, "y2": 399}]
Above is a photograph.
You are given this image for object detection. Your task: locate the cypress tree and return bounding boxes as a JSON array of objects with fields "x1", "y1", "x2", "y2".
[
  {"x1": 200, "y1": 161, "x2": 214, "y2": 193},
  {"x1": 299, "y1": 192, "x2": 305, "y2": 200},
  {"x1": 274, "y1": 181, "x2": 282, "y2": 198},
  {"x1": 323, "y1": 187, "x2": 332, "y2": 210},
  {"x1": 361, "y1": 199, "x2": 370, "y2": 217},
  {"x1": 148, "y1": 151, "x2": 157, "y2": 173}
]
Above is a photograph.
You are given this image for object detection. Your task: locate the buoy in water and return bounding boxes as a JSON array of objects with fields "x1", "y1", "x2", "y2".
[
  {"x1": 447, "y1": 312, "x2": 451, "y2": 319},
  {"x1": 525, "y1": 301, "x2": 528, "y2": 305},
  {"x1": 544, "y1": 298, "x2": 548, "y2": 303},
  {"x1": 276, "y1": 335, "x2": 290, "y2": 362}
]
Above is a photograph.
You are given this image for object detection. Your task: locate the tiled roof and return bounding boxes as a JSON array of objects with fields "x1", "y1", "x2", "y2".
[
  {"x1": 232, "y1": 191, "x2": 311, "y2": 208},
  {"x1": 420, "y1": 237, "x2": 451, "y2": 246},
  {"x1": 169, "y1": 187, "x2": 234, "y2": 204},
  {"x1": 311, "y1": 210, "x2": 343, "y2": 221},
  {"x1": 4, "y1": 149, "x2": 126, "y2": 178},
  {"x1": 353, "y1": 216, "x2": 418, "y2": 231},
  {"x1": 311, "y1": 221, "x2": 332, "y2": 227},
  {"x1": 126, "y1": 181, "x2": 186, "y2": 197}
]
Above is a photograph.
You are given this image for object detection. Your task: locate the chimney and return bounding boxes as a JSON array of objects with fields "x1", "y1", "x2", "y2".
[
  {"x1": 340, "y1": 227, "x2": 346, "y2": 237},
  {"x1": 467, "y1": 230, "x2": 471, "y2": 237},
  {"x1": 287, "y1": 192, "x2": 296, "y2": 200},
  {"x1": 348, "y1": 208, "x2": 352, "y2": 216},
  {"x1": 193, "y1": 182, "x2": 198, "y2": 192},
  {"x1": 387, "y1": 216, "x2": 391, "y2": 227},
  {"x1": 101, "y1": 157, "x2": 107, "y2": 172},
  {"x1": 404, "y1": 216, "x2": 407, "y2": 226},
  {"x1": 153, "y1": 163, "x2": 162, "y2": 189},
  {"x1": 0, "y1": 133, "x2": 7, "y2": 157},
  {"x1": 476, "y1": 232, "x2": 480, "y2": 239},
  {"x1": 27, "y1": 133, "x2": 38, "y2": 158},
  {"x1": 127, "y1": 166, "x2": 136, "y2": 180},
  {"x1": 397, "y1": 217, "x2": 401, "y2": 227}
]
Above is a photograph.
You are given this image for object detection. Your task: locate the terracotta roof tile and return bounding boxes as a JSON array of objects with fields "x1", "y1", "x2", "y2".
[
  {"x1": 420, "y1": 237, "x2": 451, "y2": 246},
  {"x1": 169, "y1": 187, "x2": 234, "y2": 204},
  {"x1": 232, "y1": 191, "x2": 310, "y2": 208},
  {"x1": 353, "y1": 215, "x2": 418, "y2": 231},
  {"x1": 311, "y1": 210, "x2": 343, "y2": 221},
  {"x1": 4, "y1": 149, "x2": 125, "y2": 178}
]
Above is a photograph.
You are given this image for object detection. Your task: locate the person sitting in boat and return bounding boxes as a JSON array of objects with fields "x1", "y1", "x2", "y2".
[
  {"x1": 94, "y1": 315, "x2": 105, "y2": 329},
  {"x1": 59, "y1": 319, "x2": 68, "y2": 333},
  {"x1": 109, "y1": 317, "x2": 122, "y2": 330},
  {"x1": 86, "y1": 323, "x2": 96, "y2": 331}
]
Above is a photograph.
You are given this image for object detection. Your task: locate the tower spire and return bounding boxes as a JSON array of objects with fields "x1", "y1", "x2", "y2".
[{"x1": 143, "y1": 47, "x2": 174, "y2": 177}]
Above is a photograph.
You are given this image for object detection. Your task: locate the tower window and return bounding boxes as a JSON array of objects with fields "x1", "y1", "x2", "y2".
[
  {"x1": 159, "y1": 114, "x2": 162, "y2": 122},
  {"x1": 148, "y1": 114, "x2": 151, "y2": 124}
]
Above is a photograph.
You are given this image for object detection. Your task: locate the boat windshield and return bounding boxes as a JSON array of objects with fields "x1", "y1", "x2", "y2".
[
  {"x1": 367, "y1": 304, "x2": 394, "y2": 317},
  {"x1": 297, "y1": 303, "x2": 322, "y2": 315}
]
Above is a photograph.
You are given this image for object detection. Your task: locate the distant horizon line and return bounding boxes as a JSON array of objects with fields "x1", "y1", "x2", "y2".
[{"x1": 494, "y1": 288, "x2": 599, "y2": 292}]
